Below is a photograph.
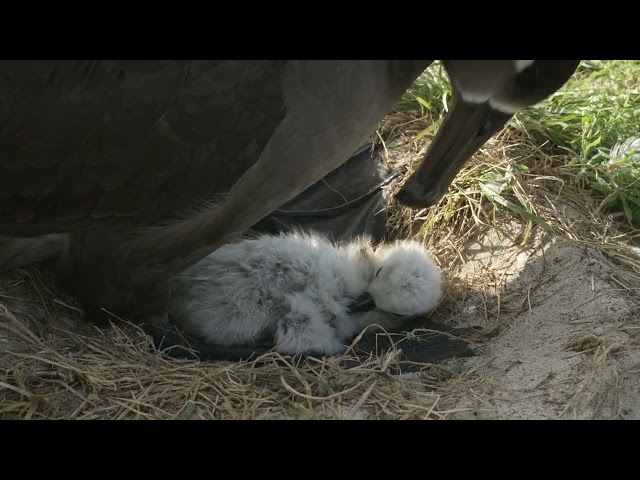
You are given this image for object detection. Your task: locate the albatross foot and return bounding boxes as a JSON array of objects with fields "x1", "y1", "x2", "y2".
[{"x1": 345, "y1": 316, "x2": 480, "y2": 374}]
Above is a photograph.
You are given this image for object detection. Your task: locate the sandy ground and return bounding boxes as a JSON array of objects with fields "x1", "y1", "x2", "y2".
[{"x1": 419, "y1": 220, "x2": 640, "y2": 419}]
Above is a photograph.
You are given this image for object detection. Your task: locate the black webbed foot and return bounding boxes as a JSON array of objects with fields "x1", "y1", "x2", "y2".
[{"x1": 345, "y1": 316, "x2": 480, "y2": 374}]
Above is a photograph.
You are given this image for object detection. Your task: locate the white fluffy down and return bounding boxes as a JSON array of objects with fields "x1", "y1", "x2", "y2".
[
  {"x1": 169, "y1": 232, "x2": 443, "y2": 355},
  {"x1": 368, "y1": 240, "x2": 443, "y2": 316}
]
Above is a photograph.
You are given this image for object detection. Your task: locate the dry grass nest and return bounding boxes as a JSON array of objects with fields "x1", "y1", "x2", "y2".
[{"x1": 2, "y1": 105, "x2": 640, "y2": 420}]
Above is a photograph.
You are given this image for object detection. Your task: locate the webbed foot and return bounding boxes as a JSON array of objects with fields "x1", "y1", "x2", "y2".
[{"x1": 345, "y1": 316, "x2": 479, "y2": 374}]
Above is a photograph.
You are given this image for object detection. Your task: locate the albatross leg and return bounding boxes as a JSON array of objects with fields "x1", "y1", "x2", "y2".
[{"x1": 0, "y1": 234, "x2": 67, "y2": 273}]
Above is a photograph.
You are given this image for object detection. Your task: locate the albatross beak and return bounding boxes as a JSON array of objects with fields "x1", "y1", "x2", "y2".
[
  {"x1": 395, "y1": 91, "x2": 513, "y2": 209},
  {"x1": 348, "y1": 291, "x2": 377, "y2": 313}
]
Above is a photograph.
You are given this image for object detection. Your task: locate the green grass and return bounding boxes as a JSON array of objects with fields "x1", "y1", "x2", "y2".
[
  {"x1": 398, "y1": 62, "x2": 452, "y2": 115},
  {"x1": 401, "y1": 60, "x2": 640, "y2": 227}
]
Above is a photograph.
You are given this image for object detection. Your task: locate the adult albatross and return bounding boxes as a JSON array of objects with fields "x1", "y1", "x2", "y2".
[{"x1": 0, "y1": 60, "x2": 580, "y2": 333}]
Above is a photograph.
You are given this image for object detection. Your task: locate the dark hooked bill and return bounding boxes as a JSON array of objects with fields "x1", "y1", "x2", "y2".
[{"x1": 395, "y1": 92, "x2": 513, "y2": 209}]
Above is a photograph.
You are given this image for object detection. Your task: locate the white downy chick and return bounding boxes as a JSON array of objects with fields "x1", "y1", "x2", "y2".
[{"x1": 169, "y1": 232, "x2": 443, "y2": 355}]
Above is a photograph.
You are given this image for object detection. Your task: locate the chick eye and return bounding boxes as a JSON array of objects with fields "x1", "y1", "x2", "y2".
[{"x1": 375, "y1": 267, "x2": 383, "y2": 278}]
